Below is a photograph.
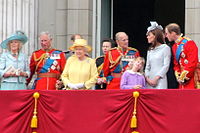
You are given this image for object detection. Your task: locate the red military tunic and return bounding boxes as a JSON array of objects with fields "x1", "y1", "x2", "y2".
[
  {"x1": 27, "y1": 49, "x2": 66, "y2": 90},
  {"x1": 103, "y1": 47, "x2": 140, "y2": 89},
  {"x1": 172, "y1": 36, "x2": 198, "y2": 89}
]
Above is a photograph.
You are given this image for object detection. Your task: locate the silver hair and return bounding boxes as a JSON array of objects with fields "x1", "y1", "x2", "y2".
[
  {"x1": 39, "y1": 31, "x2": 53, "y2": 40},
  {"x1": 115, "y1": 32, "x2": 127, "y2": 40}
]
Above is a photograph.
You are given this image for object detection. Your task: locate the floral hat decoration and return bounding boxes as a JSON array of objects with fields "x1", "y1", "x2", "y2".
[{"x1": 147, "y1": 21, "x2": 163, "y2": 35}]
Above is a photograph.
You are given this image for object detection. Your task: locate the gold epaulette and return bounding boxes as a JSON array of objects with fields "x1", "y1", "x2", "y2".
[
  {"x1": 183, "y1": 37, "x2": 191, "y2": 41},
  {"x1": 109, "y1": 47, "x2": 117, "y2": 51},
  {"x1": 127, "y1": 47, "x2": 139, "y2": 52},
  {"x1": 108, "y1": 49, "x2": 121, "y2": 69},
  {"x1": 97, "y1": 63, "x2": 103, "y2": 74},
  {"x1": 33, "y1": 49, "x2": 41, "y2": 53},
  {"x1": 176, "y1": 36, "x2": 192, "y2": 44}
]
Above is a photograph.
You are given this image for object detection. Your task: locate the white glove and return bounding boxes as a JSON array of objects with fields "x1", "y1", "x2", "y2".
[
  {"x1": 75, "y1": 83, "x2": 84, "y2": 88},
  {"x1": 67, "y1": 83, "x2": 78, "y2": 90}
]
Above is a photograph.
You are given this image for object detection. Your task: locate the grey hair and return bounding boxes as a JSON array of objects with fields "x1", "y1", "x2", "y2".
[
  {"x1": 115, "y1": 32, "x2": 127, "y2": 40},
  {"x1": 39, "y1": 31, "x2": 53, "y2": 40}
]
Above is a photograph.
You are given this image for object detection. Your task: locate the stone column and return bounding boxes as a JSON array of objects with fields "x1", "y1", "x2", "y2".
[
  {"x1": 66, "y1": 0, "x2": 93, "y2": 55},
  {"x1": 185, "y1": 0, "x2": 200, "y2": 58},
  {"x1": 56, "y1": 0, "x2": 68, "y2": 51},
  {"x1": 0, "y1": 0, "x2": 38, "y2": 56}
]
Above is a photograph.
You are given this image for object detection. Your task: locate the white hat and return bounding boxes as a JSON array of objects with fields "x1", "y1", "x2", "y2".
[{"x1": 147, "y1": 21, "x2": 163, "y2": 34}]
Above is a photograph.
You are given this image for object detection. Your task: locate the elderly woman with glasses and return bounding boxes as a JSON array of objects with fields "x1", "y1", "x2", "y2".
[
  {"x1": 0, "y1": 31, "x2": 30, "y2": 90},
  {"x1": 61, "y1": 39, "x2": 98, "y2": 90}
]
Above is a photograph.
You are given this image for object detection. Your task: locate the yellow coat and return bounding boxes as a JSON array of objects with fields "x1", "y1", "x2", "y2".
[{"x1": 61, "y1": 56, "x2": 98, "y2": 89}]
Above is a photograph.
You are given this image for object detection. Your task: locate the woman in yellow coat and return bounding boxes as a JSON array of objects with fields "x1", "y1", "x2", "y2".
[{"x1": 61, "y1": 39, "x2": 98, "y2": 90}]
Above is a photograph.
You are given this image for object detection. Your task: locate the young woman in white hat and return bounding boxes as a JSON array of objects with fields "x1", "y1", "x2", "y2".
[
  {"x1": 145, "y1": 22, "x2": 171, "y2": 89},
  {"x1": 0, "y1": 31, "x2": 30, "y2": 90}
]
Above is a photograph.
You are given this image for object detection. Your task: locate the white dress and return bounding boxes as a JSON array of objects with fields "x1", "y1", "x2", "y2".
[{"x1": 145, "y1": 44, "x2": 171, "y2": 89}]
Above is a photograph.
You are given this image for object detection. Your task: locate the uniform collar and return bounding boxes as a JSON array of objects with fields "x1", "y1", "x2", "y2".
[
  {"x1": 127, "y1": 70, "x2": 142, "y2": 75},
  {"x1": 175, "y1": 34, "x2": 183, "y2": 43},
  {"x1": 117, "y1": 46, "x2": 128, "y2": 52},
  {"x1": 42, "y1": 48, "x2": 53, "y2": 52}
]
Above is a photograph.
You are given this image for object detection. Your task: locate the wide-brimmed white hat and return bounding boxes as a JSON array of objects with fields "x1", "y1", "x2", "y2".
[
  {"x1": 69, "y1": 39, "x2": 92, "y2": 52},
  {"x1": 0, "y1": 31, "x2": 28, "y2": 49}
]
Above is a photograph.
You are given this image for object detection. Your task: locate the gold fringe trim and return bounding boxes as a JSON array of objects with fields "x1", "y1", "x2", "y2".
[
  {"x1": 132, "y1": 131, "x2": 139, "y2": 133},
  {"x1": 179, "y1": 70, "x2": 189, "y2": 82},
  {"x1": 108, "y1": 50, "x2": 122, "y2": 69},
  {"x1": 34, "y1": 53, "x2": 49, "y2": 72}
]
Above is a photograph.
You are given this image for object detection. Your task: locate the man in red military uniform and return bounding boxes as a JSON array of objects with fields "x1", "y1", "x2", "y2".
[
  {"x1": 95, "y1": 38, "x2": 116, "y2": 90},
  {"x1": 165, "y1": 23, "x2": 198, "y2": 89},
  {"x1": 27, "y1": 32, "x2": 66, "y2": 90},
  {"x1": 103, "y1": 32, "x2": 140, "y2": 89}
]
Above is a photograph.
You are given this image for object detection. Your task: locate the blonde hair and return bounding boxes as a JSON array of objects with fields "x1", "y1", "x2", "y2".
[
  {"x1": 127, "y1": 57, "x2": 145, "y2": 73},
  {"x1": 7, "y1": 40, "x2": 23, "y2": 51}
]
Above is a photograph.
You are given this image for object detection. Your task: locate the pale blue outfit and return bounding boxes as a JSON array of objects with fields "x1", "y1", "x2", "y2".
[
  {"x1": 145, "y1": 44, "x2": 171, "y2": 89},
  {"x1": 0, "y1": 51, "x2": 30, "y2": 90}
]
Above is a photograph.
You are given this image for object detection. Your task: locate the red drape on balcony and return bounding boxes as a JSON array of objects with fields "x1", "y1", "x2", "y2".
[{"x1": 0, "y1": 89, "x2": 200, "y2": 133}]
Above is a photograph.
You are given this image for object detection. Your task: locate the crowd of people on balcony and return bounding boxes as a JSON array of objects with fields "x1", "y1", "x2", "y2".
[{"x1": 0, "y1": 22, "x2": 199, "y2": 90}]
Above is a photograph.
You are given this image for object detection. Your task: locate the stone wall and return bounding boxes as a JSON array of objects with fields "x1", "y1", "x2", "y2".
[{"x1": 185, "y1": 0, "x2": 200, "y2": 58}]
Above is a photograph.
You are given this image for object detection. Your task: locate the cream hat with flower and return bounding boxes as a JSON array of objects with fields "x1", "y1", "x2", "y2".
[{"x1": 69, "y1": 39, "x2": 92, "y2": 52}]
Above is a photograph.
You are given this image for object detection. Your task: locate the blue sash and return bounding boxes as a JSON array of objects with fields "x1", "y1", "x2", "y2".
[
  {"x1": 175, "y1": 39, "x2": 188, "y2": 62},
  {"x1": 39, "y1": 50, "x2": 62, "y2": 73},
  {"x1": 39, "y1": 58, "x2": 54, "y2": 73}
]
